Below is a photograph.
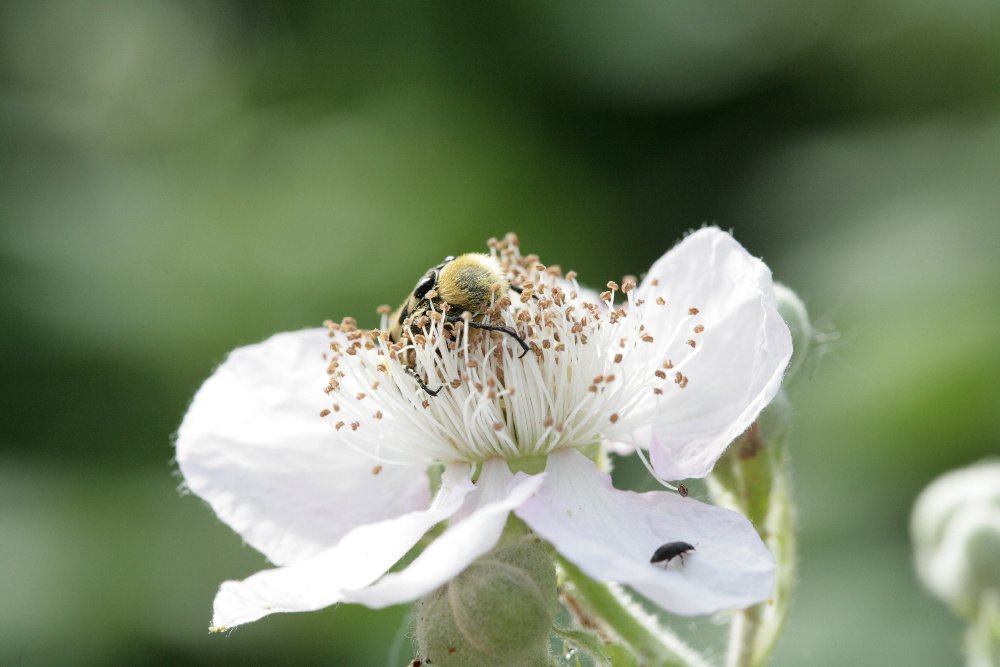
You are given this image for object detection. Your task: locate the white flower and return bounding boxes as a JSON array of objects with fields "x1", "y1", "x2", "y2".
[{"x1": 176, "y1": 228, "x2": 792, "y2": 630}]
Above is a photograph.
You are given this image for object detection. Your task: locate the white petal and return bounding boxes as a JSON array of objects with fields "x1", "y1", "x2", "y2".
[
  {"x1": 343, "y1": 459, "x2": 546, "y2": 608},
  {"x1": 635, "y1": 227, "x2": 792, "y2": 479},
  {"x1": 515, "y1": 449, "x2": 774, "y2": 615},
  {"x1": 212, "y1": 464, "x2": 475, "y2": 628},
  {"x1": 176, "y1": 329, "x2": 430, "y2": 565}
]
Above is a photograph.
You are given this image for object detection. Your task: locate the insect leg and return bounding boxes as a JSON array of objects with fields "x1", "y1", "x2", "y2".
[
  {"x1": 448, "y1": 316, "x2": 530, "y2": 358},
  {"x1": 405, "y1": 365, "x2": 441, "y2": 397}
]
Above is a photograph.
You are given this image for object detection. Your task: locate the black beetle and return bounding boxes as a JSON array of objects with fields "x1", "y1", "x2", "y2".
[{"x1": 650, "y1": 541, "x2": 695, "y2": 566}]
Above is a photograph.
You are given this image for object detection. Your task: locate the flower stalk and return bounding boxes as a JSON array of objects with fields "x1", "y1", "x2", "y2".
[
  {"x1": 556, "y1": 556, "x2": 711, "y2": 667},
  {"x1": 709, "y1": 395, "x2": 796, "y2": 667}
]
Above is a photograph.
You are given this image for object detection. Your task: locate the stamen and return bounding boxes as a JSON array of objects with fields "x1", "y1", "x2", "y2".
[
  {"x1": 322, "y1": 239, "x2": 703, "y2": 472},
  {"x1": 631, "y1": 444, "x2": 678, "y2": 491}
]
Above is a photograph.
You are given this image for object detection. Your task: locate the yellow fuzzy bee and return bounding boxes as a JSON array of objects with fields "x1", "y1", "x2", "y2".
[{"x1": 388, "y1": 253, "x2": 529, "y2": 395}]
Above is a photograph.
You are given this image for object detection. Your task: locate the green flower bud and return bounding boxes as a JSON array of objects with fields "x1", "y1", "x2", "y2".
[
  {"x1": 912, "y1": 459, "x2": 1000, "y2": 618},
  {"x1": 773, "y1": 282, "x2": 812, "y2": 384},
  {"x1": 414, "y1": 536, "x2": 558, "y2": 667}
]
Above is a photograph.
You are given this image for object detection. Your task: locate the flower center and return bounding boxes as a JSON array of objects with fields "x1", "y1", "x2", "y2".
[{"x1": 321, "y1": 235, "x2": 705, "y2": 467}]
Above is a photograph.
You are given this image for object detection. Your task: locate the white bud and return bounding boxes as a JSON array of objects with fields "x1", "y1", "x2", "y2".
[{"x1": 911, "y1": 459, "x2": 1000, "y2": 617}]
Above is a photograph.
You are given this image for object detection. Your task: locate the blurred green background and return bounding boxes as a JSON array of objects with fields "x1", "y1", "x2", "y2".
[{"x1": 2, "y1": 1, "x2": 998, "y2": 665}]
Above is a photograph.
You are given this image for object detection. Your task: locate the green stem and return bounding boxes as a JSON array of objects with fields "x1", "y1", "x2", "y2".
[
  {"x1": 557, "y1": 556, "x2": 712, "y2": 667},
  {"x1": 965, "y1": 591, "x2": 1000, "y2": 667},
  {"x1": 710, "y1": 396, "x2": 797, "y2": 667},
  {"x1": 724, "y1": 606, "x2": 756, "y2": 667}
]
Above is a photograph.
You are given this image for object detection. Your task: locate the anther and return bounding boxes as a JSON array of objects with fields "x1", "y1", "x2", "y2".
[
  {"x1": 693, "y1": 324, "x2": 704, "y2": 333},
  {"x1": 372, "y1": 465, "x2": 383, "y2": 475},
  {"x1": 688, "y1": 307, "x2": 700, "y2": 315}
]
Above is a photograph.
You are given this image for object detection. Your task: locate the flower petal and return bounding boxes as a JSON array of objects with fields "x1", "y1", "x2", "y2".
[
  {"x1": 211, "y1": 463, "x2": 476, "y2": 629},
  {"x1": 343, "y1": 459, "x2": 546, "y2": 609},
  {"x1": 515, "y1": 449, "x2": 774, "y2": 615},
  {"x1": 634, "y1": 227, "x2": 792, "y2": 479},
  {"x1": 176, "y1": 329, "x2": 431, "y2": 566}
]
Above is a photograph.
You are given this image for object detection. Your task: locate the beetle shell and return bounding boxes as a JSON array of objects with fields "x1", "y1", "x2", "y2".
[{"x1": 650, "y1": 541, "x2": 695, "y2": 565}]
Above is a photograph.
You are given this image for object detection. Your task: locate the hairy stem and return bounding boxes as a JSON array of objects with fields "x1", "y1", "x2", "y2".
[{"x1": 557, "y1": 556, "x2": 712, "y2": 667}]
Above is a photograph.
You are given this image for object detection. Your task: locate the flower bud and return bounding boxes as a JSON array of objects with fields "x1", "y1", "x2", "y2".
[
  {"x1": 773, "y1": 283, "x2": 812, "y2": 384},
  {"x1": 912, "y1": 459, "x2": 1000, "y2": 617},
  {"x1": 414, "y1": 536, "x2": 558, "y2": 667}
]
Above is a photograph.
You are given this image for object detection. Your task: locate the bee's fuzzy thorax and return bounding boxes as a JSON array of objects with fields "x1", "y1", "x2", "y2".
[{"x1": 435, "y1": 253, "x2": 507, "y2": 313}]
